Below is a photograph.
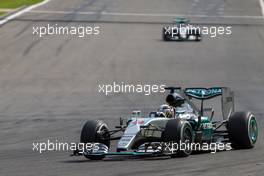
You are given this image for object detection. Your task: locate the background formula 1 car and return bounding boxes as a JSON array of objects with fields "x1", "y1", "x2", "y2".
[
  {"x1": 162, "y1": 18, "x2": 202, "y2": 41},
  {"x1": 75, "y1": 87, "x2": 258, "y2": 160}
]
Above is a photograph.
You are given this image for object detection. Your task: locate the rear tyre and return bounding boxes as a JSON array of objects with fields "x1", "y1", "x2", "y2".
[
  {"x1": 228, "y1": 111, "x2": 258, "y2": 149},
  {"x1": 80, "y1": 120, "x2": 110, "y2": 160},
  {"x1": 162, "y1": 119, "x2": 193, "y2": 157},
  {"x1": 195, "y1": 35, "x2": 202, "y2": 41}
]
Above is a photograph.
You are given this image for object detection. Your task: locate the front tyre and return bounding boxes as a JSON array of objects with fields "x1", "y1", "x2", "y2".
[
  {"x1": 80, "y1": 120, "x2": 110, "y2": 160},
  {"x1": 228, "y1": 111, "x2": 258, "y2": 149}
]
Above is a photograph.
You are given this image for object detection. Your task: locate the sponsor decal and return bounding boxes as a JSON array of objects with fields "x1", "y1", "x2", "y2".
[{"x1": 185, "y1": 87, "x2": 222, "y2": 99}]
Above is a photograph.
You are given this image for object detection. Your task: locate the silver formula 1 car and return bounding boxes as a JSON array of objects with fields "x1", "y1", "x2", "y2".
[
  {"x1": 162, "y1": 18, "x2": 202, "y2": 41},
  {"x1": 74, "y1": 87, "x2": 258, "y2": 160}
]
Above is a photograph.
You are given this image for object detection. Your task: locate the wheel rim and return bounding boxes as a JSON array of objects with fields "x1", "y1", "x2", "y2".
[
  {"x1": 97, "y1": 125, "x2": 110, "y2": 146},
  {"x1": 249, "y1": 116, "x2": 258, "y2": 144},
  {"x1": 182, "y1": 128, "x2": 192, "y2": 154}
]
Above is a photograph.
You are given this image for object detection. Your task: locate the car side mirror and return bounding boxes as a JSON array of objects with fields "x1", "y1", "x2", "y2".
[
  {"x1": 116, "y1": 117, "x2": 131, "y2": 128},
  {"x1": 119, "y1": 117, "x2": 124, "y2": 126},
  {"x1": 116, "y1": 117, "x2": 126, "y2": 129}
]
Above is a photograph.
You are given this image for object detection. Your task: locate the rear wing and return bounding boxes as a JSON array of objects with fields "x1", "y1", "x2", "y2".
[
  {"x1": 184, "y1": 87, "x2": 234, "y2": 120},
  {"x1": 164, "y1": 87, "x2": 234, "y2": 120},
  {"x1": 185, "y1": 87, "x2": 222, "y2": 99}
]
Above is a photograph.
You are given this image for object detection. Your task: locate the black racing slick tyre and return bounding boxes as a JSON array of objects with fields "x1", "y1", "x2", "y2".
[
  {"x1": 80, "y1": 120, "x2": 110, "y2": 160},
  {"x1": 162, "y1": 118, "x2": 193, "y2": 157},
  {"x1": 162, "y1": 28, "x2": 170, "y2": 41},
  {"x1": 228, "y1": 111, "x2": 258, "y2": 149},
  {"x1": 195, "y1": 35, "x2": 202, "y2": 41}
]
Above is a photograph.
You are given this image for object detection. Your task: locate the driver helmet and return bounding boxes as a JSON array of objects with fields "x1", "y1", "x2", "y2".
[{"x1": 157, "y1": 104, "x2": 174, "y2": 118}]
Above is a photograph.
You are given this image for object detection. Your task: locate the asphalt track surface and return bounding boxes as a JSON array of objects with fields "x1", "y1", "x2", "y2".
[{"x1": 0, "y1": 0, "x2": 264, "y2": 176}]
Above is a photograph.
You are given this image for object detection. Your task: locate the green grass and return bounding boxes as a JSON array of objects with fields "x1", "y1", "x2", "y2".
[
  {"x1": 0, "y1": 0, "x2": 43, "y2": 9},
  {"x1": 0, "y1": 11, "x2": 5, "y2": 16}
]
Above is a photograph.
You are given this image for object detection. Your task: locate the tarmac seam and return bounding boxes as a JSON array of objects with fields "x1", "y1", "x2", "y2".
[{"x1": 27, "y1": 10, "x2": 264, "y2": 20}]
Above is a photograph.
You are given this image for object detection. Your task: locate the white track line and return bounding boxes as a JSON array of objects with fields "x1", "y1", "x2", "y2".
[
  {"x1": 29, "y1": 10, "x2": 264, "y2": 20},
  {"x1": 0, "y1": 0, "x2": 50, "y2": 26},
  {"x1": 260, "y1": 0, "x2": 264, "y2": 16}
]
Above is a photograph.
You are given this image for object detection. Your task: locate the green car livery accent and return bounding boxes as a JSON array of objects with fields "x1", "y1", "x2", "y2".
[{"x1": 185, "y1": 87, "x2": 222, "y2": 99}]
